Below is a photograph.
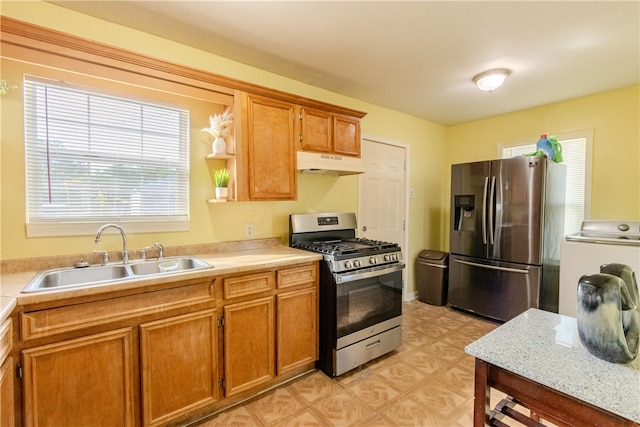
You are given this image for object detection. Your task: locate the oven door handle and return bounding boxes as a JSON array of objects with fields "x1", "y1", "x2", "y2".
[{"x1": 335, "y1": 263, "x2": 405, "y2": 284}]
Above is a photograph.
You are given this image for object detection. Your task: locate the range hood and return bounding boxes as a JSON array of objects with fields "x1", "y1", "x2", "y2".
[{"x1": 297, "y1": 151, "x2": 366, "y2": 176}]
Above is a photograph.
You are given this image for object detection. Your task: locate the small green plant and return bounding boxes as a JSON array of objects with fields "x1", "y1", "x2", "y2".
[{"x1": 212, "y1": 168, "x2": 230, "y2": 188}]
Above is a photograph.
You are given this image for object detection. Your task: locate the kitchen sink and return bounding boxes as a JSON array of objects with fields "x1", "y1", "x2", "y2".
[
  {"x1": 23, "y1": 256, "x2": 213, "y2": 292},
  {"x1": 129, "y1": 257, "x2": 211, "y2": 275}
]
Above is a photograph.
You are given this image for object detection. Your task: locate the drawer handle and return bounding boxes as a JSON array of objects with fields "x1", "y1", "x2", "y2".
[{"x1": 365, "y1": 340, "x2": 381, "y2": 350}]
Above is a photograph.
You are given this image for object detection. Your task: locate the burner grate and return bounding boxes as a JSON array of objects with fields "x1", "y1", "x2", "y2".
[{"x1": 292, "y1": 237, "x2": 398, "y2": 257}]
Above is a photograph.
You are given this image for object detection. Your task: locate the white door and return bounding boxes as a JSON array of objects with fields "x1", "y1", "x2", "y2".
[{"x1": 358, "y1": 138, "x2": 408, "y2": 291}]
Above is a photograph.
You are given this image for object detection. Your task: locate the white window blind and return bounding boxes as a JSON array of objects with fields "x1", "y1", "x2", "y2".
[
  {"x1": 501, "y1": 134, "x2": 590, "y2": 236},
  {"x1": 24, "y1": 76, "x2": 190, "y2": 236}
]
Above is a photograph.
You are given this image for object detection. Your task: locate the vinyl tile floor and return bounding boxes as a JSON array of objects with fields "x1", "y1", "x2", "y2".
[{"x1": 194, "y1": 300, "x2": 507, "y2": 427}]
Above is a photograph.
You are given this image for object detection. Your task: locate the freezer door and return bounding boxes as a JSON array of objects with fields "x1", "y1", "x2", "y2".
[
  {"x1": 450, "y1": 161, "x2": 491, "y2": 258},
  {"x1": 448, "y1": 255, "x2": 541, "y2": 322},
  {"x1": 490, "y1": 157, "x2": 545, "y2": 265}
]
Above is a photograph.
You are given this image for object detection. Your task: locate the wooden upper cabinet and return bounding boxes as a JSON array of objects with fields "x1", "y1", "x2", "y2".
[
  {"x1": 299, "y1": 107, "x2": 332, "y2": 153},
  {"x1": 333, "y1": 114, "x2": 361, "y2": 157},
  {"x1": 298, "y1": 107, "x2": 361, "y2": 158},
  {"x1": 239, "y1": 93, "x2": 297, "y2": 201}
]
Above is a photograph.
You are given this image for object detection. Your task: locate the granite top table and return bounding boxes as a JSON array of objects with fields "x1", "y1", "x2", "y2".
[{"x1": 466, "y1": 308, "x2": 640, "y2": 425}]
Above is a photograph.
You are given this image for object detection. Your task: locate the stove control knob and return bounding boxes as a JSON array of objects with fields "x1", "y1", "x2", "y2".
[
  {"x1": 354, "y1": 260, "x2": 361, "y2": 268},
  {"x1": 369, "y1": 257, "x2": 378, "y2": 265},
  {"x1": 344, "y1": 261, "x2": 353, "y2": 269},
  {"x1": 384, "y1": 254, "x2": 391, "y2": 261}
]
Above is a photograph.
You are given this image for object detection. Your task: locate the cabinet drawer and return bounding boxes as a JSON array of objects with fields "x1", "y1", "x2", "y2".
[
  {"x1": 277, "y1": 263, "x2": 317, "y2": 289},
  {"x1": 0, "y1": 319, "x2": 12, "y2": 363},
  {"x1": 223, "y1": 271, "x2": 274, "y2": 299},
  {"x1": 21, "y1": 281, "x2": 215, "y2": 340}
]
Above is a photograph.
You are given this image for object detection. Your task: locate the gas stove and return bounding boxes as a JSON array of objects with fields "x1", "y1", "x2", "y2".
[
  {"x1": 289, "y1": 212, "x2": 404, "y2": 376},
  {"x1": 289, "y1": 213, "x2": 403, "y2": 273}
]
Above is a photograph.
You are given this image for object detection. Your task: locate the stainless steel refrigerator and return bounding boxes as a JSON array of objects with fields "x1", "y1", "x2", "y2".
[{"x1": 448, "y1": 156, "x2": 566, "y2": 322}]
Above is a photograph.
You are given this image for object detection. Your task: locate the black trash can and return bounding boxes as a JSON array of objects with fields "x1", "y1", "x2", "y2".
[{"x1": 415, "y1": 250, "x2": 449, "y2": 305}]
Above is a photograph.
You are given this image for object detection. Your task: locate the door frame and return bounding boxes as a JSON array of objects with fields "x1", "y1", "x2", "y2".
[{"x1": 358, "y1": 133, "x2": 410, "y2": 299}]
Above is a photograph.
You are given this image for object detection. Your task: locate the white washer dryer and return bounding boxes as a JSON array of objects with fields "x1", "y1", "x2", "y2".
[{"x1": 559, "y1": 220, "x2": 640, "y2": 317}]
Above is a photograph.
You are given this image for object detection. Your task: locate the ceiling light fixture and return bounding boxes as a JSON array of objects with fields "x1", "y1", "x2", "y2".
[{"x1": 472, "y1": 68, "x2": 511, "y2": 92}]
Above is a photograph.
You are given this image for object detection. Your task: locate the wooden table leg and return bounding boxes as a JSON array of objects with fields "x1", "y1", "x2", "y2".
[{"x1": 474, "y1": 358, "x2": 491, "y2": 427}]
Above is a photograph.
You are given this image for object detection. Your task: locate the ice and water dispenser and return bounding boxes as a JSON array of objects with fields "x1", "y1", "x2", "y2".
[{"x1": 453, "y1": 194, "x2": 475, "y2": 231}]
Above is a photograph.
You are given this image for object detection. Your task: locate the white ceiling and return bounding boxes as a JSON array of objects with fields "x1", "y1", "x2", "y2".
[{"x1": 51, "y1": 1, "x2": 640, "y2": 126}]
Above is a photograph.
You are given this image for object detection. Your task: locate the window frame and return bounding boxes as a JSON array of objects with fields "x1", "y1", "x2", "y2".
[
  {"x1": 497, "y1": 129, "x2": 594, "y2": 235},
  {"x1": 1, "y1": 16, "x2": 237, "y2": 237},
  {"x1": 23, "y1": 76, "x2": 192, "y2": 237}
]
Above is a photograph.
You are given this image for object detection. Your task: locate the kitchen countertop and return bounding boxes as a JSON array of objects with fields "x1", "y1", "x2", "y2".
[
  {"x1": 0, "y1": 245, "x2": 322, "y2": 307},
  {"x1": 465, "y1": 308, "x2": 640, "y2": 423},
  {"x1": 0, "y1": 297, "x2": 17, "y2": 324}
]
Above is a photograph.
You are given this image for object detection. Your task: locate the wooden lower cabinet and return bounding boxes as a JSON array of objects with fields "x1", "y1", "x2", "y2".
[
  {"x1": 14, "y1": 264, "x2": 318, "y2": 426},
  {"x1": 0, "y1": 317, "x2": 13, "y2": 427},
  {"x1": 277, "y1": 287, "x2": 317, "y2": 375},
  {"x1": 223, "y1": 296, "x2": 275, "y2": 396},
  {"x1": 21, "y1": 328, "x2": 136, "y2": 427},
  {"x1": 140, "y1": 309, "x2": 219, "y2": 427},
  {"x1": 1, "y1": 357, "x2": 15, "y2": 427}
]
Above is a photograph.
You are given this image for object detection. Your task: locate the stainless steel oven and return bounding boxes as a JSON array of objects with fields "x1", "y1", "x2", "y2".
[{"x1": 290, "y1": 212, "x2": 404, "y2": 376}]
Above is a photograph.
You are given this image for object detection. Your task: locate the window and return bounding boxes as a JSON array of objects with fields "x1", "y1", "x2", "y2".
[
  {"x1": 500, "y1": 130, "x2": 593, "y2": 236},
  {"x1": 24, "y1": 76, "x2": 190, "y2": 236}
]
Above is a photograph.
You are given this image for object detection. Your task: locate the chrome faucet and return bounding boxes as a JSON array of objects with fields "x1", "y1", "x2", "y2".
[
  {"x1": 94, "y1": 223, "x2": 129, "y2": 264},
  {"x1": 141, "y1": 243, "x2": 164, "y2": 260}
]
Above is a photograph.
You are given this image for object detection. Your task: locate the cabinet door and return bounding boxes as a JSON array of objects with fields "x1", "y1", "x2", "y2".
[
  {"x1": 299, "y1": 107, "x2": 332, "y2": 153},
  {"x1": 223, "y1": 297, "x2": 274, "y2": 396},
  {"x1": 333, "y1": 114, "x2": 361, "y2": 157},
  {"x1": 22, "y1": 328, "x2": 136, "y2": 427},
  {"x1": 139, "y1": 309, "x2": 219, "y2": 427},
  {"x1": 245, "y1": 95, "x2": 296, "y2": 200},
  {"x1": 277, "y1": 287, "x2": 318, "y2": 375},
  {"x1": 1, "y1": 357, "x2": 14, "y2": 427}
]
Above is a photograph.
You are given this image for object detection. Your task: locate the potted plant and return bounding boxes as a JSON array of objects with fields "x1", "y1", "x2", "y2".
[
  {"x1": 202, "y1": 107, "x2": 233, "y2": 155},
  {"x1": 212, "y1": 168, "x2": 230, "y2": 202}
]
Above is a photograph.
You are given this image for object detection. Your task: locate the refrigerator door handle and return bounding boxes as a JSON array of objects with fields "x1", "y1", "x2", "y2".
[
  {"x1": 488, "y1": 176, "x2": 496, "y2": 245},
  {"x1": 482, "y1": 177, "x2": 489, "y2": 244},
  {"x1": 454, "y1": 259, "x2": 530, "y2": 274}
]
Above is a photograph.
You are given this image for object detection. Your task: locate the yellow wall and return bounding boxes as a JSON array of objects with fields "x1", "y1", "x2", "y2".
[
  {"x1": 0, "y1": 0, "x2": 448, "y2": 298},
  {"x1": 446, "y1": 85, "x2": 640, "y2": 226},
  {"x1": 2, "y1": 2, "x2": 638, "y2": 299}
]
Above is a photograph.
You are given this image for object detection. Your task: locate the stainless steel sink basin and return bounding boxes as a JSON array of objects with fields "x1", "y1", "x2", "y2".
[
  {"x1": 23, "y1": 256, "x2": 212, "y2": 292},
  {"x1": 23, "y1": 264, "x2": 130, "y2": 292},
  {"x1": 128, "y1": 256, "x2": 211, "y2": 275}
]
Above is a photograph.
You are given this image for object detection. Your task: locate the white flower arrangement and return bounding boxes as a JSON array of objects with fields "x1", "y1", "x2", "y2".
[{"x1": 202, "y1": 107, "x2": 234, "y2": 139}]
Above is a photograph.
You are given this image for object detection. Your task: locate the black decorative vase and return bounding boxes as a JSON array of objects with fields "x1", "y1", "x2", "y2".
[{"x1": 576, "y1": 263, "x2": 640, "y2": 363}]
